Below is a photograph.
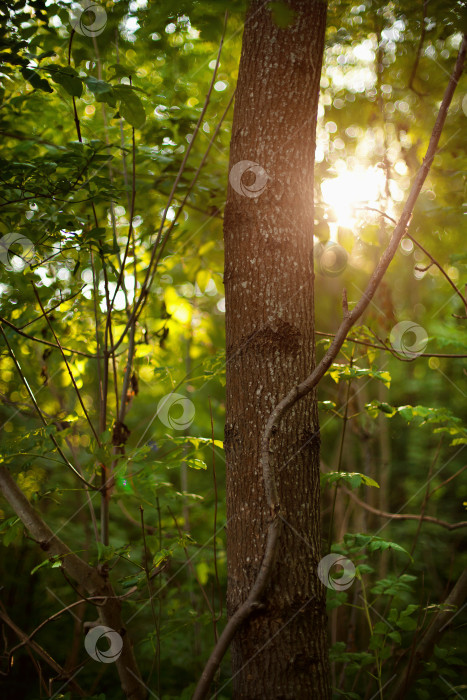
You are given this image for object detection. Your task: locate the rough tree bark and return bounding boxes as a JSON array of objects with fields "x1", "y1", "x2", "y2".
[{"x1": 223, "y1": 1, "x2": 329, "y2": 697}]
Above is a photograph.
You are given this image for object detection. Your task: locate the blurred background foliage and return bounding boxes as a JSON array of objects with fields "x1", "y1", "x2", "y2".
[{"x1": 0, "y1": 0, "x2": 466, "y2": 698}]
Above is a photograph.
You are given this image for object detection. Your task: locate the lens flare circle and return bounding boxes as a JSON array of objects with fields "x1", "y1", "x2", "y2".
[
  {"x1": 318, "y1": 553, "x2": 356, "y2": 591},
  {"x1": 84, "y1": 626, "x2": 123, "y2": 663},
  {"x1": 0, "y1": 233, "x2": 35, "y2": 271},
  {"x1": 229, "y1": 160, "x2": 270, "y2": 198},
  {"x1": 70, "y1": 0, "x2": 107, "y2": 37},
  {"x1": 390, "y1": 321, "x2": 428, "y2": 359},
  {"x1": 157, "y1": 392, "x2": 195, "y2": 430}
]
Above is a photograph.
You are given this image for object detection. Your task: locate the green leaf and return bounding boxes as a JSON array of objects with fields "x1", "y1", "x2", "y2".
[
  {"x1": 0, "y1": 516, "x2": 20, "y2": 533},
  {"x1": 397, "y1": 616, "x2": 417, "y2": 631},
  {"x1": 3, "y1": 519, "x2": 22, "y2": 546},
  {"x1": 373, "y1": 621, "x2": 388, "y2": 634},
  {"x1": 321, "y1": 471, "x2": 379, "y2": 489},
  {"x1": 328, "y1": 364, "x2": 391, "y2": 387},
  {"x1": 379, "y1": 402, "x2": 395, "y2": 415},
  {"x1": 46, "y1": 66, "x2": 83, "y2": 98},
  {"x1": 97, "y1": 542, "x2": 115, "y2": 563},
  {"x1": 21, "y1": 67, "x2": 53, "y2": 93},
  {"x1": 398, "y1": 406, "x2": 414, "y2": 422},
  {"x1": 31, "y1": 556, "x2": 62, "y2": 575},
  {"x1": 326, "y1": 591, "x2": 348, "y2": 610},
  {"x1": 401, "y1": 604, "x2": 419, "y2": 617},
  {"x1": 83, "y1": 76, "x2": 115, "y2": 105},
  {"x1": 115, "y1": 86, "x2": 146, "y2": 128},
  {"x1": 388, "y1": 630, "x2": 402, "y2": 644},
  {"x1": 369, "y1": 634, "x2": 384, "y2": 650},
  {"x1": 361, "y1": 475, "x2": 380, "y2": 488},
  {"x1": 153, "y1": 548, "x2": 172, "y2": 567},
  {"x1": 186, "y1": 458, "x2": 207, "y2": 470}
]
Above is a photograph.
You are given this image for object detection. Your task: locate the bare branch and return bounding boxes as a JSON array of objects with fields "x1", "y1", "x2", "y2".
[
  {"x1": 343, "y1": 488, "x2": 467, "y2": 531},
  {"x1": 0, "y1": 466, "x2": 145, "y2": 699},
  {"x1": 408, "y1": 232, "x2": 467, "y2": 313},
  {"x1": 389, "y1": 568, "x2": 467, "y2": 699},
  {"x1": 0, "y1": 326, "x2": 97, "y2": 490},
  {"x1": 315, "y1": 330, "x2": 467, "y2": 359},
  {"x1": 0, "y1": 314, "x2": 99, "y2": 358},
  {"x1": 0, "y1": 603, "x2": 87, "y2": 697},
  {"x1": 32, "y1": 283, "x2": 101, "y2": 446},
  {"x1": 408, "y1": 0, "x2": 429, "y2": 96}
]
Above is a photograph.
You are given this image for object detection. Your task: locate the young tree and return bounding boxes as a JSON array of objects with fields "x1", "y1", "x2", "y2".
[{"x1": 223, "y1": 1, "x2": 329, "y2": 697}]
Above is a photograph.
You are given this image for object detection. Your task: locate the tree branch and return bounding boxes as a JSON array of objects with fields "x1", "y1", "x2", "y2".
[
  {"x1": 0, "y1": 466, "x2": 146, "y2": 700},
  {"x1": 408, "y1": 0, "x2": 429, "y2": 96},
  {"x1": 342, "y1": 487, "x2": 467, "y2": 531},
  {"x1": 0, "y1": 325, "x2": 97, "y2": 490},
  {"x1": 389, "y1": 568, "x2": 467, "y2": 699},
  {"x1": 315, "y1": 330, "x2": 467, "y2": 359},
  {"x1": 0, "y1": 603, "x2": 87, "y2": 696}
]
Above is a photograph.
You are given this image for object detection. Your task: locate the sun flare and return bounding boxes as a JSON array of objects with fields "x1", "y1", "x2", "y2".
[{"x1": 321, "y1": 166, "x2": 387, "y2": 229}]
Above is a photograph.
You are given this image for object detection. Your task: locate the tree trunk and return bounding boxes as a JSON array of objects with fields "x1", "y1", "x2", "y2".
[{"x1": 224, "y1": 1, "x2": 329, "y2": 697}]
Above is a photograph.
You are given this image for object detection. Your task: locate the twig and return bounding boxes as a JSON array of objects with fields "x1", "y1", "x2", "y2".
[
  {"x1": 31, "y1": 283, "x2": 101, "y2": 445},
  {"x1": 408, "y1": 0, "x2": 429, "y2": 96},
  {"x1": 328, "y1": 350, "x2": 354, "y2": 552},
  {"x1": 19, "y1": 286, "x2": 85, "y2": 330},
  {"x1": 0, "y1": 314, "x2": 99, "y2": 358},
  {"x1": 354, "y1": 206, "x2": 467, "y2": 314},
  {"x1": 389, "y1": 568, "x2": 467, "y2": 699},
  {"x1": 428, "y1": 464, "x2": 467, "y2": 496},
  {"x1": 315, "y1": 330, "x2": 467, "y2": 359},
  {"x1": 210, "y1": 400, "x2": 223, "y2": 623},
  {"x1": 8, "y1": 599, "x2": 104, "y2": 656},
  {"x1": 0, "y1": 604, "x2": 87, "y2": 697},
  {"x1": 139, "y1": 505, "x2": 161, "y2": 689},
  {"x1": 167, "y1": 505, "x2": 215, "y2": 617},
  {"x1": 0, "y1": 465, "x2": 145, "y2": 700},
  {"x1": 108, "y1": 16, "x2": 231, "y2": 354},
  {"x1": 408, "y1": 232, "x2": 467, "y2": 312},
  {"x1": 343, "y1": 487, "x2": 467, "y2": 531},
  {"x1": 409, "y1": 441, "x2": 441, "y2": 558},
  {"x1": 143, "y1": 91, "x2": 235, "y2": 299},
  {"x1": 0, "y1": 325, "x2": 97, "y2": 490}
]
